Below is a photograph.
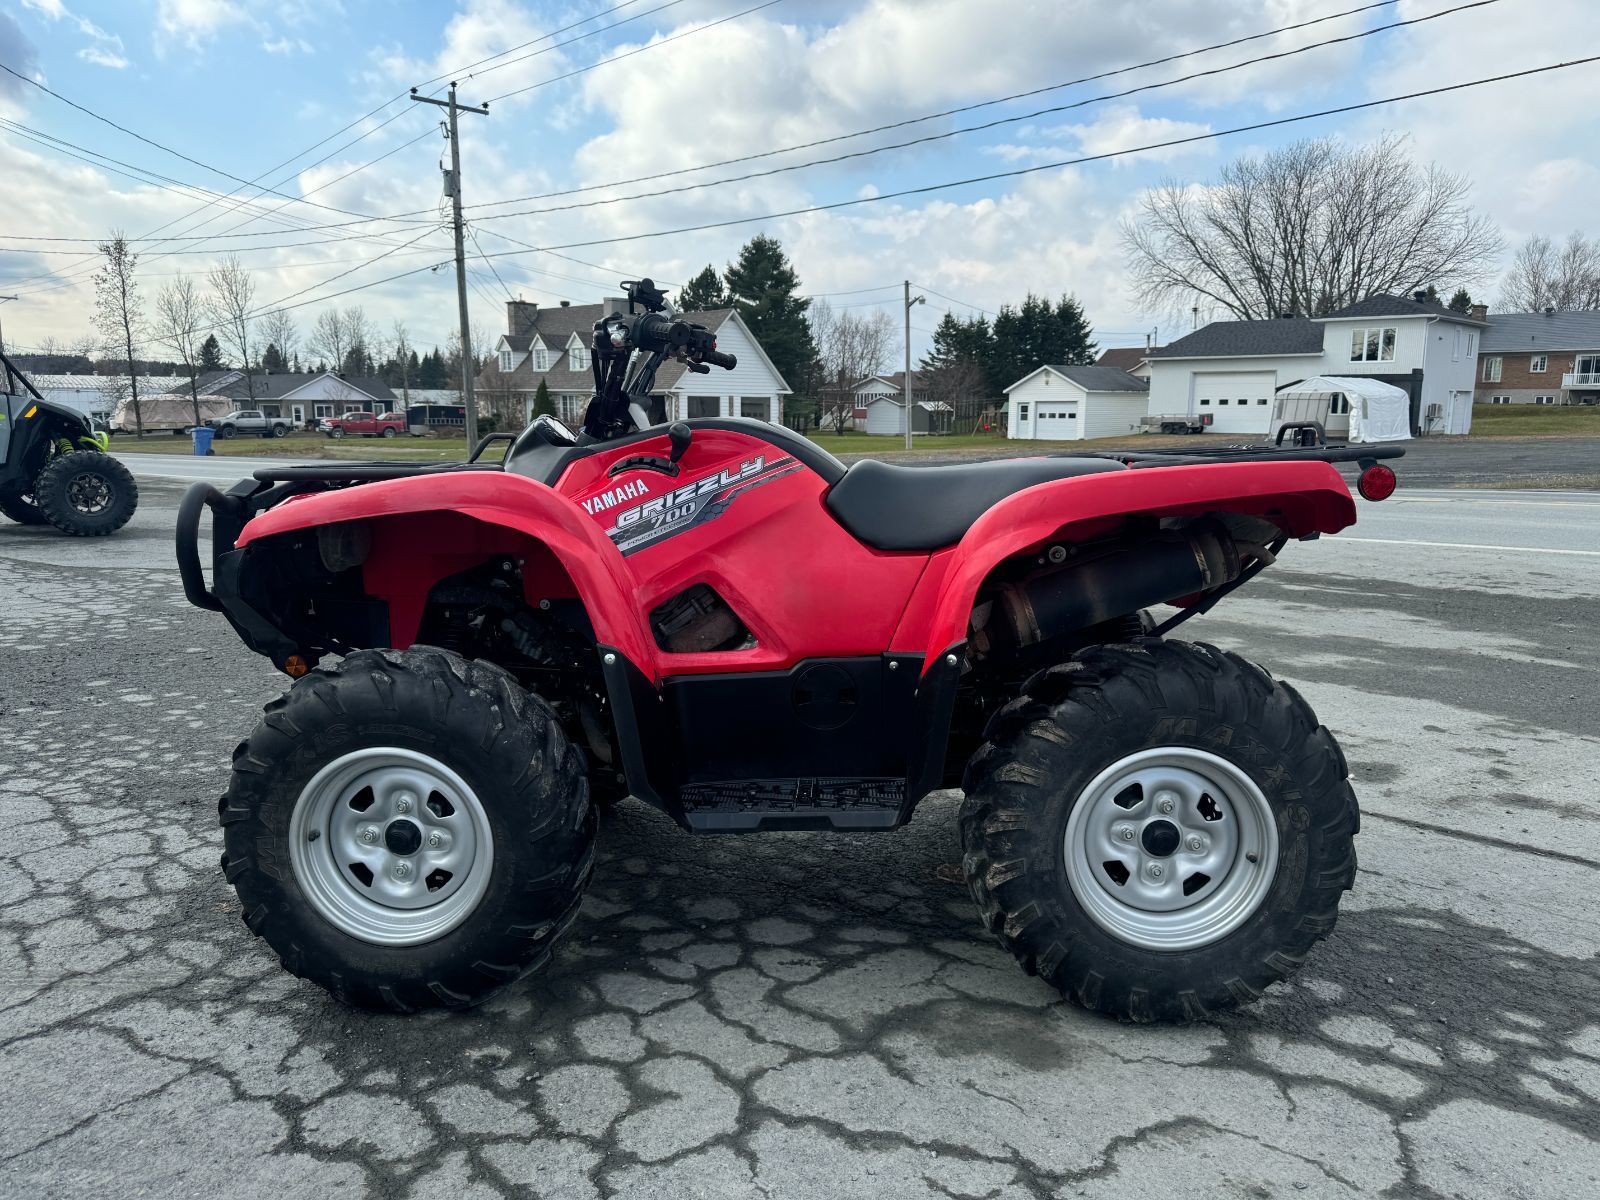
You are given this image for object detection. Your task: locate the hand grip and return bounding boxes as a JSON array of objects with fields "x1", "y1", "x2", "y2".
[{"x1": 702, "y1": 348, "x2": 737, "y2": 370}]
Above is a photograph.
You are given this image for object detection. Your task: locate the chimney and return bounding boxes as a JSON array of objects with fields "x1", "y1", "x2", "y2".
[
  {"x1": 560, "y1": 300, "x2": 570, "y2": 307},
  {"x1": 1544, "y1": 306, "x2": 1556, "y2": 316},
  {"x1": 1413, "y1": 290, "x2": 1430, "y2": 303},
  {"x1": 506, "y1": 299, "x2": 538, "y2": 337},
  {"x1": 1469, "y1": 303, "x2": 1488, "y2": 321},
  {"x1": 604, "y1": 296, "x2": 627, "y2": 317}
]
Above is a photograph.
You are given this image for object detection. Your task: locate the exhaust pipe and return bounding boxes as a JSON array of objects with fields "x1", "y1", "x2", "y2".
[{"x1": 974, "y1": 520, "x2": 1243, "y2": 653}]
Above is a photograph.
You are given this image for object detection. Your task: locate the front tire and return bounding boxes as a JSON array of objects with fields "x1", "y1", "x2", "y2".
[
  {"x1": 34, "y1": 451, "x2": 138, "y2": 536},
  {"x1": 959, "y1": 640, "x2": 1356, "y2": 1022},
  {"x1": 219, "y1": 646, "x2": 595, "y2": 1012},
  {"x1": 219, "y1": 424, "x2": 236, "y2": 439},
  {"x1": 330, "y1": 426, "x2": 345, "y2": 439}
]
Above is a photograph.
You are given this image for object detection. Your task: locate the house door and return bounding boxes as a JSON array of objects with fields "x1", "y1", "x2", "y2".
[{"x1": 291, "y1": 404, "x2": 305, "y2": 426}]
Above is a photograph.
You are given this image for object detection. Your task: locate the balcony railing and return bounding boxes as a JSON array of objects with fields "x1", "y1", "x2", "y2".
[{"x1": 1561, "y1": 372, "x2": 1600, "y2": 389}]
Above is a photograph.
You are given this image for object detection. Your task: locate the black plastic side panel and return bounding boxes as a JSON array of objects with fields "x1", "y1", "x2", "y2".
[
  {"x1": 664, "y1": 654, "x2": 919, "y2": 785},
  {"x1": 597, "y1": 644, "x2": 675, "y2": 816},
  {"x1": 903, "y1": 642, "x2": 966, "y2": 820}
]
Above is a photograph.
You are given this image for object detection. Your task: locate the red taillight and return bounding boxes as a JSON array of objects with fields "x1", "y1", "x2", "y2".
[{"x1": 1357, "y1": 463, "x2": 1397, "y2": 501}]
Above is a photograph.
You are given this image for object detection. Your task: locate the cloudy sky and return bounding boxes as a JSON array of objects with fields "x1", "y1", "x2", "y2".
[{"x1": 1, "y1": 0, "x2": 1595, "y2": 361}]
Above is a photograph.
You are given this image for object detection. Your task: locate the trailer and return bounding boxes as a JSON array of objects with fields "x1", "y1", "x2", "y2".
[{"x1": 1141, "y1": 413, "x2": 1214, "y2": 435}]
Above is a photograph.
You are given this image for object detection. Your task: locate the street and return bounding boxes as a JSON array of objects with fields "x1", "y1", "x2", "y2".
[{"x1": 1, "y1": 468, "x2": 1597, "y2": 1199}]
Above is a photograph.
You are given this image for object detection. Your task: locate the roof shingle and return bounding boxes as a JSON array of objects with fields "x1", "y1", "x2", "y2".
[
  {"x1": 1146, "y1": 319, "x2": 1324, "y2": 359},
  {"x1": 1480, "y1": 310, "x2": 1600, "y2": 352}
]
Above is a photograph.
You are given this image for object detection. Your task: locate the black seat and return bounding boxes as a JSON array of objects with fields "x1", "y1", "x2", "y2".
[{"x1": 824, "y1": 457, "x2": 1127, "y2": 551}]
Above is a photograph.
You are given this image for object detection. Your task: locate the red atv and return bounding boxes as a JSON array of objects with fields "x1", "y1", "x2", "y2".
[{"x1": 178, "y1": 278, "x2": 1401, "y2": 1020}]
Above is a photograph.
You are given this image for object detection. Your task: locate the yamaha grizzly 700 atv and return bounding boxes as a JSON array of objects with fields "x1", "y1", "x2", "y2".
[{"x1": 178, "y1": 277, "x2": 1401, "y2": 1020}]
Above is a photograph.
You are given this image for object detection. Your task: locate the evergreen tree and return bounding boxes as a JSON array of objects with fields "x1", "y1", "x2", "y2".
[
  {"x1": 198, "y1": 333, "x2": 224, "y2": 371},
  {"x1": 1420, "y1": 284, "x2": 1441, "y2": 305},
  {"x1": 261, "y1": 343, "x2": 285, "y2": 372},
  {"x1": 1448, "y1": 288, "x2": 1473, "y2": 313},
  {"x1": 676, "y1": 264, "x2": 728, "y2": 313},
  {"x1": 989, "y1": 292, "x2": 1096, "y2": 389},
  {"x1": 723, "y1": 235, "x2": 817, "y2": 393},
  {"x1": 417, "y1": 348, "x2": 448, "y2": 388},
  {"x1": 533, "y1": 379, "x2": 555, "y2": 418}
]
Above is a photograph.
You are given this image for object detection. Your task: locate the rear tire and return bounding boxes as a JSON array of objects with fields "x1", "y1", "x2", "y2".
[
  {"x1": 382, "y1": 426, "x2": 397, "y2": 438},
  {"x1": 959, "y1": 640, "x2": 1356, "y2": 1022},
  {"x1": 0, "y1": 491, "x2": 48, "y2": 525},
  {"x1": 219, "y1": 646, "x2": 595, "y2": 1012},
  {"x1": 34, "y1": 451, "x2": 138, "y2": 536},
  {"x1": 272, "y1": 424, "x2": 290, "y2": 438}
]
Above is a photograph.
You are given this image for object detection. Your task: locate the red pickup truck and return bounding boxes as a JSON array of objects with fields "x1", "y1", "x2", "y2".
[{"x1": 319, "y1": 411, "x2": 410, "y2": 439}]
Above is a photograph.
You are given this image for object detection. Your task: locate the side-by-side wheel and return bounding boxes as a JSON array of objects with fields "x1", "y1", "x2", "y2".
[
  {"x1": 34, "y1": 451, "x2": 138, "y2": 536},
  {"x1": 960, "y1": 639, "x2": 1357, "y2": 1021}
]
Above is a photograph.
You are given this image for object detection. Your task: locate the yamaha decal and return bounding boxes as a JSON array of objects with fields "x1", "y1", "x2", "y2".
[{"x1": 602, "y1": 455, "x2": 801, "y2": 555}]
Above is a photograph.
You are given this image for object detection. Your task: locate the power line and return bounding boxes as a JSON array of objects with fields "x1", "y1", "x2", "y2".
[
  {"x1": 486, "y1": 0, "x2": 786, "y2": 103},
  {"x1": 453, "y1": 0, "x2": 1499, "y2": 225},
  {"x1": 456, "y1": 0, "x2": 690, "y2": 88},
  {"x1": 458, "y1": 0, "x2": 1410, "y2": 213},
  {"x1": 466, "y1": 58, "x2": 1600, "y2": 263}
]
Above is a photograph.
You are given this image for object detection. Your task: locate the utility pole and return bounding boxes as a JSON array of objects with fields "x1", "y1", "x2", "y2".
[
  {"x1": 411, "y1": 83, "x2": 488, "y2": 455},
  {"x1": 0, "y1": 296, "x2": 17, "y2": 360},
  {"x1": 903, "y1": 280, "x2": 924, "y2": 451}
]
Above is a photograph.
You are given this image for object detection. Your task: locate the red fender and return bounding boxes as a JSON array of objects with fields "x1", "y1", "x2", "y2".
[
  {"x1": 236, "y1": 473, "x2": 656, "y2": 672},
  {"x1": 895, "y1": 460, "x2": 1358, "y2": 670}
]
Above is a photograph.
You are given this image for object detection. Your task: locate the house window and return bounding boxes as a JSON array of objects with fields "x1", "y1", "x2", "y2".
[
  {"x1": 1488, "y1": 395, "x2": 1511, "y2": 404},
  {"x1": 533, "y1": 348, "x2": 549, "y2": 371},
  {"x1": 1018, "y1": 403, "x2": 1029, "y2": 420},
  {"x1": 1531, "y1": 354, "x2": 1548, "y2": 373},
  {"x1": 740, "y1": 397, "x2": 769, "y2": 420},
  {"x1": 570, "y1": 345, "x2": 588, "y2": 371},
  {"x1": 1349, "y1": 326, "x2": 1397, "y2": 362},
  {"x1": 498, "y1": 350, "x2": 512, "y2": 373},
  {"x1": 1535, "y1": 394, "x2": 1557, "y2": 405},
  {"x1": 1199, "y1": 398, "x2": 1211, "y2": 406},
  {"x1": 687, "y1": 396, "x2": 719, "y2": 419},
  {"x1": 314, "y1": 404, "x2": 334, "y2": 418},
  {"x1": 1257, "y1": 398, "x2": 1269, "y2": 405},
  {"x1": 1467, "y1": 332, "x2": 1476, "y2": 358},
  {"x1": 1481, "y1": 356, "x2": 1502, "y2": 382},
  {"x1": 1452, "y1": 329, "x2": 1461, "y2": 361}
]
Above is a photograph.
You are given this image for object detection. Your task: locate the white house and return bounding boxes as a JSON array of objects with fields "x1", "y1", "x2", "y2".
[
  {"x1": 478, "y1": 299, "x2": 790, "y2": 426},
  {"x1": 1005, "y1": 365, "x2": 1149, "y2": 441},
  {"x1": 1144, "y1": 293, "x2": 1485, "y2": 437}
]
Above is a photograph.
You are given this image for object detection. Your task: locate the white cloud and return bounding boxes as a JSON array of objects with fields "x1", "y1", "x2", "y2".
[
  {"x1": 77, "y1": 46, "x2": 129, "y2": 69},
  {"x1": 157, "y1": 0, "x2": 251, "y2": 49},
  {"x1": 1052, "y1": 105, "x2": 1215, "y2": 167},
  {"x1": 18, "y1": 0, "x2": 67, "y2": 18},
  {"x1": 263, "y1": 36, "x2": 313, "y2": 55}
]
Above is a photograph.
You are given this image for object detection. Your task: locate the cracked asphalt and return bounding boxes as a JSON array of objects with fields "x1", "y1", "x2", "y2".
[{"x1": 1, "y1": 472, "x2": 1598, "y2": 1199}]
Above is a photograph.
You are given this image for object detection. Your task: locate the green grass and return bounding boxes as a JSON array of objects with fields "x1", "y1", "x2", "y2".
[
  {"x1": 114, "y1": 432, "x2": 472, "y2": 461},
  {"x1": 1468, "y1": 403, "x2": 1600, "y2": 437},
  {"x1": 1468, "y1": 473, "x2": 1600, "y2": 491}
]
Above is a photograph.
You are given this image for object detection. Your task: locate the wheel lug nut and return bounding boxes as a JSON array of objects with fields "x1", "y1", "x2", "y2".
[
  {"x1": 359, "y1": 827, "x2": 379, "y2": 844},
  {"x1": 1148, "y1": 864, "x2": 1164, "y2": 879},
  {"x1": 394, "y1": 862, "x2": 411, "y2": 879},
  {"x1": 1157, "y1": 795, "x2": 1175, "y2": 814},
  {"x1": 1119, "y1": 827, "x2": 1135, "y2": 841},
  {"x1": 1186, "y1": 835, "x2": 1202, "y2": 852},
  {"x1": 427, "y1": 833, "x2": 442, "y2": 848},
  {"x1": 396, "y1": 793, "x2": 413, "y2": 814}
]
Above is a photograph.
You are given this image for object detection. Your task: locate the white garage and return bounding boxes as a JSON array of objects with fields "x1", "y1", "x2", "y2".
[
  {"x1": 1192, "y1": 372, "x2": 1275, "y2": 436},
  {"x1": 1005, "y1": 365, "x2": 1149, "y2": 441}
]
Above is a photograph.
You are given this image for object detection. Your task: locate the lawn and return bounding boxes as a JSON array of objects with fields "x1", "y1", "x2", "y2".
[
  {"x1": 1468, "y1": 403, "x2": 1600, "y2": 437},
  {"x1": 113, "y1": 431, "x2": 474, "y2": 461}
]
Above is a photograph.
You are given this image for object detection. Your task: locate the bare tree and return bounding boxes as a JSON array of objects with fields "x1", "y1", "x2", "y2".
[
  {"x1": 308, "y1": 309, "x2": 349, "y2": 373},
  {"x1": 1499, "y1": 232, "x2": 1600, "y2": 312},
  {"x1": 342, "y1": 305, "x2": 375, "y2": 374},
  {"x1": 207, "y1": 255, "x2": 258, "y2": 401},
  {"x1": 1123, "y1": 134, "x2": 1502, "y2": 320},
  {"x1": 260, "y1": 308, "x2": 298, "y2": 369},
  {"x1": 812, "y1": 299, "x2": 895, "y2": 432},
  {"x1": 153, "y1": 276, "x2": 206, "y2": 426},
  {"x1": 94, "y1": 231, "x2": 146, "y2": 437},
  {"x1": 391, "y1": 320, "x2": 412, "y2": 407}
]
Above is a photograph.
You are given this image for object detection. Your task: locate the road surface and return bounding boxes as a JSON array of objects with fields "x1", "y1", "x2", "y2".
[{"x1": 1, "y1": 479, "x2": 1596, "y2": 1198}]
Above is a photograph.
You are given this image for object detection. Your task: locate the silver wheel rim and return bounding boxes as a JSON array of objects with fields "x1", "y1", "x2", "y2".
[
  {"x1": 1063, "y1": 747, "x2": 1279, "y2": 951},
  {"x1": 288, "y1": 747, "x2": 494, "y2": 946}
]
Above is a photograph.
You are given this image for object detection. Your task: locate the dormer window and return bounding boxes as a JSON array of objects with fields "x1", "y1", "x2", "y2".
[
  {"x1": 498, "y1": 349, "x2": 512, "y2": 373},
  {"x1": 533, "y1": 348, "x2": 549, "y2": 371},
  {"x1": 570, "y1": 344, "x2": 589, "y2": 371}
]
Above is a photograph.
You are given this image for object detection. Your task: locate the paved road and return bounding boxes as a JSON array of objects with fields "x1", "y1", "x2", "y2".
[{"x1": 1, "y1": 481, "x2": 1597, "y2": 1198}]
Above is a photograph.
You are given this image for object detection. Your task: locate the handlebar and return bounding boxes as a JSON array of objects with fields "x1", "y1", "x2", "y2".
[{"x1": 701, "y1": 347, "x2": 737, "y2": 370}]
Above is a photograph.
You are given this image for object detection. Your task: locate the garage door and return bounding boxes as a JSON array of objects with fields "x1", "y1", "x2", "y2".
[
  {"x1": 1193, "y1": 373, "x2": 1273, "y2": 435},
  {"x1": 1035, "y1": 401, "x2": 1079, "y2": 438}
]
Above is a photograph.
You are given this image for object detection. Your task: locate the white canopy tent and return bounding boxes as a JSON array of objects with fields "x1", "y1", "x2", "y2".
[{"x1": 1273, "y1": 375, "x2": 1412, "y2": 443}]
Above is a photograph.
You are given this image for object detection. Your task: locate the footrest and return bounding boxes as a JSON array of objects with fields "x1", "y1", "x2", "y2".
[{"x1": 680, "y1": 778, "x2": 905, "y2": 832}]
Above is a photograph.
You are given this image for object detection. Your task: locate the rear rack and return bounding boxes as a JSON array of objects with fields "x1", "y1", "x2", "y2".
[
  {"x1": 1087, "y1": 441, "x2": 1404, "y2": 470},
  {"x1": 250, "y1": 460, "x2": 502, "y2": 483}
]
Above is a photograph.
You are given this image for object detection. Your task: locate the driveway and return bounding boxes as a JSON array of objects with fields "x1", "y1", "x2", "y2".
[{"x1": 0, "y1": 482, "x2": 1596, "y2": 1198}]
